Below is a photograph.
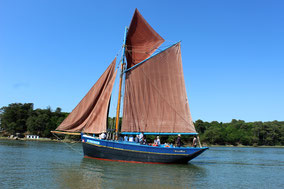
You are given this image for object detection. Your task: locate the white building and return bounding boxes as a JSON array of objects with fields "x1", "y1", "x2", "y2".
[{"x1": 26, "y1": 135, "x2": 39, "y2": 139}]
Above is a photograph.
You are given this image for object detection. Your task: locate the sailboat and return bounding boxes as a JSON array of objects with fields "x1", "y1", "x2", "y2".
[{"x1": 52, "y1": 9, "x2": 208, "y2": 164}]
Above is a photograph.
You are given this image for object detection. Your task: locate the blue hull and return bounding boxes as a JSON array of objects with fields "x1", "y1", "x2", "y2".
[{"x1": 81, "y1": 134, "x2": 208, "y2": 164}]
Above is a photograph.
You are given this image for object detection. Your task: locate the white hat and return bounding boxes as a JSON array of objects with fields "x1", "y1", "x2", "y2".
[{"x1": 178, "y1": 134, "x2": 181, "y2": 136}]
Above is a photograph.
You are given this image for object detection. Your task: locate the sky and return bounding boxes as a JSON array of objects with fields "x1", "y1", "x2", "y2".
[{"x1": 0, "y1": 0, "x2": 283, "y2": 122}]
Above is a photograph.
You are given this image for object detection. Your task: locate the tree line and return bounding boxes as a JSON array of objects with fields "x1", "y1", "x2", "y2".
[
  {"x1": 0, "y1": 103, "x2": 68, "y2": 138},
  {"x1": 195, "y1": 119, "x2": 284, "y2": 146},
  {"x1": 0, "y1": 103, "x2": 283, "y2": 146}
]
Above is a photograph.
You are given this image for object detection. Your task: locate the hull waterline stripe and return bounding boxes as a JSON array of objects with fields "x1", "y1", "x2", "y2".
[{"x1": 84, "y1": 155, "x2": 173, "y2": 164}]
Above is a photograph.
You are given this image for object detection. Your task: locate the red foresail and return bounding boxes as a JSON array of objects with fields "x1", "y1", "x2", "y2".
[
  {"x1": 56, "y1": 58, "x2": 117, "y2": 134},
  {"x1": 122, "y1": 43, "x2": 196, "y2": 133},
  {"x1": 126, "y1": 9, "x2": 165, "y2": 69}
]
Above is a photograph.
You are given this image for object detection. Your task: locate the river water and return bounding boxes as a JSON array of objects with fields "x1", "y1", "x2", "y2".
[{"x1": 0, "y1": 139, "x2": 283, "y2": 189}]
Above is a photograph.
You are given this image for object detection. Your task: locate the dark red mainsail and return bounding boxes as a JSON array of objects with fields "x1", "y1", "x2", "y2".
[{"x1": 122, "y1": 43, "x2": 196, "y2": 133}]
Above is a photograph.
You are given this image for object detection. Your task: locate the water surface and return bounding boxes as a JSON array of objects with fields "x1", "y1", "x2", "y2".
[{"x1": 0, "y1": 140, "x2": 283, "y2": 188}]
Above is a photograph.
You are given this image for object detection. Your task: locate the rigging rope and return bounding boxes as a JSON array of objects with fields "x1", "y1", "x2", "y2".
[
  {"x1": 52, "y1": 132, "x2": 82, "y2": 155},
  {"x1": 125, "y1": 42, "x2": 178, "y2": 63}
]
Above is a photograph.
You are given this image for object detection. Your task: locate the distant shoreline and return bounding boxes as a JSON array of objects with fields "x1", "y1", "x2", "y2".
[
  {"x1": 1, "y1": 137, "x2": 282, "y2": 147},
  {"x1": 0, "y1": 137, "x2": 80, "y2": 143}
]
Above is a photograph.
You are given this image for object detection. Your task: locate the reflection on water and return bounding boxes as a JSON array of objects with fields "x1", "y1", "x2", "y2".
[
  {"x1": 1, "y1": 140, "x2": 283, "y2": 189},
  {"x1": 55, "y1": 157, "x2": 206, "y2": 189},
  {"x1": 55, "y1": 162, "x2": 103, "y2": 189},
  {"x1": 79, "y1": 158, "x2": 206, "y2": 189}
]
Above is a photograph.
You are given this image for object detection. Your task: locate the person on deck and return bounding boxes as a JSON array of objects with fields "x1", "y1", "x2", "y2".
[
  {"x1": 135, "y1": 135, "x2": 139, "y2": 143},
  {"x1": 156, "y1": 136, "x2": 161, "y2": 145},
  {"x1": 129, "y1": 135, "x2": 134, "y2": 142},
  {"x1": 176, "y1": 134, "x2": 182, "y2": 147},
  {"x1": 193, "y1": 136, "x2": 197, "y2": 147},
  {"x1": 142, "y1": 137, "x2": 147, "y2": 145},
  {"x1": 153, "y1": 139, "x2": 158, "y2": 146},
  {"x1": 139, "y1": 132, "x2": 144, "y2": 142},
  {"x1": 99, "y1": 133, "x2": 106, "y2": 140},
  {"x1": 124, "y1": 135, "x2": 128, "y2": 141},
  {"x1": 153, "y1": 136, "x2": 161, "y2": 146},
  {"x1": 164, "y1": 143, "x2": 170, "y2": 147}
]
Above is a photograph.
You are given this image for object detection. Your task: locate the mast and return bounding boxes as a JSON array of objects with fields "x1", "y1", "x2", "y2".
[{"x1": 115, "y1": 26, "x2": 128, "y2": 140}]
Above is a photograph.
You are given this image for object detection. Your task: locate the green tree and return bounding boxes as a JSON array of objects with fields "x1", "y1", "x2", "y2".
[{"x1": 0, "y1": 103, "x2": 33, "y2": 134}]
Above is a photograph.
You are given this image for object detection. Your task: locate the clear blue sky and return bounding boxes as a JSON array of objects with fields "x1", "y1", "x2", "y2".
[{"x1": 1, "y1": 0, "x2": 283, "y2": 122}]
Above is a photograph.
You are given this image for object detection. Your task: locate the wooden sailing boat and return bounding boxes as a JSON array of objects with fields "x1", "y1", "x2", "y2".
[{"x1": 52, "y1": 9, "x2": 208, "y2": 164}]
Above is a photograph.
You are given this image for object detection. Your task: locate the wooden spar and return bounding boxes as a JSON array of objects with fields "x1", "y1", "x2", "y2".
[
  {"x1": 51, "y1": 130, "x2": 81, "y2": 135},
  {"x1": 115, "y1": 27, "x2": 128, "y2": 140},
  {"x1": 124, "y1": 41, "x2": 181, "y2": 73}
]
